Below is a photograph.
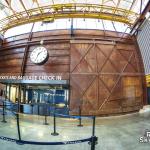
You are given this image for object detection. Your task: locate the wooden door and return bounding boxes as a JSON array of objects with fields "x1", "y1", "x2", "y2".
[{"x1": 70, "y1": 41, "x2": 143, "y2": 115}]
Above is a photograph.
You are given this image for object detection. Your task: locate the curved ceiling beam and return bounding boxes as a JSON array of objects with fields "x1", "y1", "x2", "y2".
[{"x1": 0, "y1": 3, "x2": 139, "y2": 34}]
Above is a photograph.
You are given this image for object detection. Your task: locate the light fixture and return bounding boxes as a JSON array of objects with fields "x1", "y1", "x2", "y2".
[{"x1": 40, "y1": 40, "x2": 44, "y2": 45}]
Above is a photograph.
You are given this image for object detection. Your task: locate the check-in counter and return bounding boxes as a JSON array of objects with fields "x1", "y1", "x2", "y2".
[
  {"x1": 22, "y1": 103, "x2": 51, "y2": 115},
  {"x1": 2, "y1": 101, "x2": 68, "y2": 116},
  {"x1": 23, "y1": 104, "x2": 32, "y2": 114}
]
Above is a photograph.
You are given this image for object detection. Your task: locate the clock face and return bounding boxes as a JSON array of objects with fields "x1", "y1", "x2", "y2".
[{"x1": 30, "y1": 46, "x2": 48, "y2": 64}]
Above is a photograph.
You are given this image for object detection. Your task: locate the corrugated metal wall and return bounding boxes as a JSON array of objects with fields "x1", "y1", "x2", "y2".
[{"x1": 137, "y1": 19, "x2": 150, "y2": 75}]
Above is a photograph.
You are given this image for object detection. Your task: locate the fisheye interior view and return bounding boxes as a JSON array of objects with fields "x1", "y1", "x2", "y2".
[{"x1": 0, "y1": 0, "x2": 150, "y2": 150}]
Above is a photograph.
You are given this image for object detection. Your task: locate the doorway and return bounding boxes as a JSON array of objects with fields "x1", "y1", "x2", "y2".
[{"x1": 1, "y1": 83, "x2": 69, "y2": 116}]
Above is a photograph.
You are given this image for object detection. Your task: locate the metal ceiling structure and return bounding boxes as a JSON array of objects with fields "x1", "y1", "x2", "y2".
[{"x1": 0, "y1": 0, "x2": 149, "y2": 34}]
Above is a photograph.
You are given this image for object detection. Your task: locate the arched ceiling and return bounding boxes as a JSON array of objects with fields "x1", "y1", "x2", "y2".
[{"x1": 0, "y1": 0, "x2": 149, "y2": 34}]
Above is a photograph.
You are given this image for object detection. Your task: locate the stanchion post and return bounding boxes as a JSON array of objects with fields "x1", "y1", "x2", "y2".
[
  {"x1": 44, "y1": 115, "x2": 49, "y2": 125},
  {"x1": 77, "y1": 106, "x2": 83, "y2": 127},
  {"x1": 1, "y1": 101, "x2": 7, "y2": 123},
  {"x1": 51, "y1": 106, "x2": 59, "y2": 136},
  {"x1": 16, "y1": 113, "x2": 21, "y2": 141},
  {"x1": 51, "y1": 113, "x2": 59, "y2": 136},
  {"x1": 92, "y1": 116, "x2": 95, "y2": 136},
  {"x1": 44, "y1": 103, "x2": 49, "y2": 125},
  {"x1": 16, "y1": 84, "x2": 22, "y2": 142},
  {"x1": 91, "y1": 116, "x2": 97, "y2": 150}
]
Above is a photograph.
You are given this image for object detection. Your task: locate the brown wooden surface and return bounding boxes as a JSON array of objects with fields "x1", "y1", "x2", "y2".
[
  {"x1": 69, "y1": 39, "x2": 144, "y2": 115},
  {"x1": 0, "y1": 29, "x2": 146, "y2": 115}
]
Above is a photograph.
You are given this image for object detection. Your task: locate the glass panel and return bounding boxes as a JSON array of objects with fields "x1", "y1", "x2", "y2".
[
  {"x1": 0, "y1": 0, "x2": 149, "y2": 21},
  {"x1": 1, "y1": 0, "x2": 148, "y2": 37},
  {"x1": 4, "y1": 23, "x2": 33, "y2": 38}
]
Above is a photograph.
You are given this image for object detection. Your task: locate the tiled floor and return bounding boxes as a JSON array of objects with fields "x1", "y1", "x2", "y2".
[{"x1": 0, "y1": 111, "x2": 150, "y2": 150}]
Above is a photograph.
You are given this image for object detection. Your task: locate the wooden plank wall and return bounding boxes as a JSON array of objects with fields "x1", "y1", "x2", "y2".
[
  {"x1": 0, "y1": 29, "x2": 146, "y2": 116},
  {"x1": 0, "y1": 30, "x2": 71, "y2": 79},
  {"x1": 25, "y1": 42, "x2": 70, "y2": 79},
  {"x1": 0, "y1": 47, "x2": 25, "y2": 75},
  {"x1": 69, "y1": 41, "x2": 144, "y2": 115}
]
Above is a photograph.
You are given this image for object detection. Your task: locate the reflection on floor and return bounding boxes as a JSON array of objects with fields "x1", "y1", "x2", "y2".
[{"x1": 0, "y1": 111, "x2": 150, "y2": 150}]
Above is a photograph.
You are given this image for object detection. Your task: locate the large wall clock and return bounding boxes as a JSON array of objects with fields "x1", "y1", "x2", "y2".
[{"x1": 30, "y1": 46, "x2": 48, "y2": 64}]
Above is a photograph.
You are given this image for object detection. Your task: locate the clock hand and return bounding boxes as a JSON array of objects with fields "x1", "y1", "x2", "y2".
[{"x1": 35, "y1": 51, "x2": 43, "y2": 61}]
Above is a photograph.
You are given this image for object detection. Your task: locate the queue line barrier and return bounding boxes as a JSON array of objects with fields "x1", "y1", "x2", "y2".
[
  {"x1": 0, "y1": 135, "x2": 97, "y2": 145},
  {"x1": 0, "y1": 101, "x2": 98, "y2": 150}
]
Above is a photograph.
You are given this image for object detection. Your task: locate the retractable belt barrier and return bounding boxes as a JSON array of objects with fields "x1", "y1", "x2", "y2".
[
  {"x1": 0, "y1": 136, "x2": 97, "y2": 145},
  {"x1": 55, "y1": 113, "x2": 94, "y2": 119},
  {"x1": 0, "y1": 103, "x2": 98, "y2": 150}
]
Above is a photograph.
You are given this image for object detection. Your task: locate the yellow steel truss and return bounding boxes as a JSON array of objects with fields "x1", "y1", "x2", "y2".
[{"x1": 0, "y1": 3, "x2": 139, "y2": 33}]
